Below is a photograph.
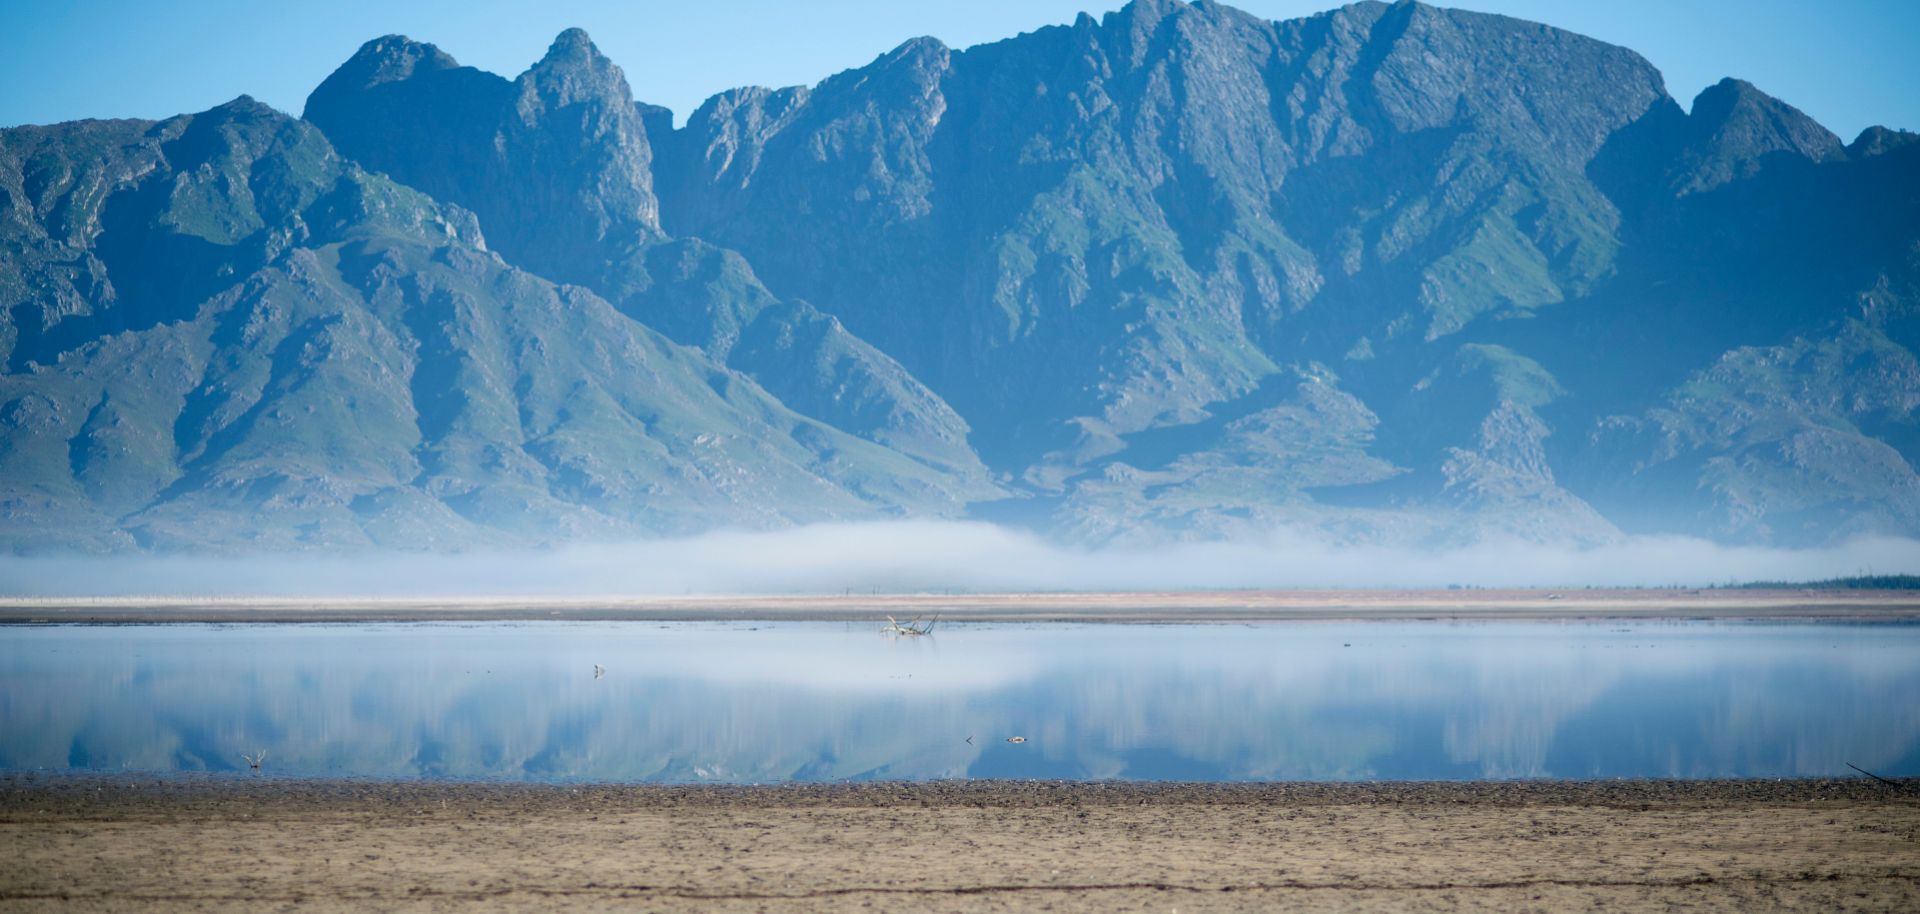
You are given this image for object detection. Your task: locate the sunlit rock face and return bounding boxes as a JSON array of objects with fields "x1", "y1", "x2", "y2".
[
  {"x1": 306, "y1": 30, "x2": 663, "y2": 289},
  {"x1": 3, "y1": 0, "x2": 1919, "y2": 551},
  {"x1": 302, "y1": 31, "x2": 998, "y2": 495},
  {"x1": 649, "y1": 1, "x2": 1920, "y2": 547}
]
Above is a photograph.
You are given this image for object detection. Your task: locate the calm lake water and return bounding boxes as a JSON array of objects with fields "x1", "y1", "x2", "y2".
[{"x1": 2, "y1": 621, "x2": 1916, "y2": 783}]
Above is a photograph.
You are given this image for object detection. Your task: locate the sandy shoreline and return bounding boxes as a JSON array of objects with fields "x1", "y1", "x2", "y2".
[
  {"x1": 2, "y1": 776, "x2": 1914, "y2": 912},
  {"x1": 3, "y1": 588, "x2": 1920, "y2": 623}
]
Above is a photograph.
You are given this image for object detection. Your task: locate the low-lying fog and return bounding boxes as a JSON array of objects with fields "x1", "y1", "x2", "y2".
[{"x1": 2, "y1": 522, "x2": 1918, "y2": 598}]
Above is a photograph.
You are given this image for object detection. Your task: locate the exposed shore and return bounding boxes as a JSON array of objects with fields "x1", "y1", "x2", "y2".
[
  {"x1": 3, "y1": 588, "x2": 1920, "y2": 624},
  {"x1": 2, "y1": 776, "x2": 1914, "y2": 912}
]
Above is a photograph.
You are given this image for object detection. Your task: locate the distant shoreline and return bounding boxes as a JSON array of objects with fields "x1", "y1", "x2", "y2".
[{"x1": 4, "y1": 588, "x2": 1919, "y2": 623}]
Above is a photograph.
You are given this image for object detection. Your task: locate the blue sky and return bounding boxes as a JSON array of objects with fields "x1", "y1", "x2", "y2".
[{"x1": 1, "y1": 0, "x2": 1914, "y2": 139}]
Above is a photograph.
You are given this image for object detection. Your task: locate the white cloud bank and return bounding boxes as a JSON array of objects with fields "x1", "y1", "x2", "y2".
[{"x1": 2, "y1": 521, "x2": 1918, "y2": 598}]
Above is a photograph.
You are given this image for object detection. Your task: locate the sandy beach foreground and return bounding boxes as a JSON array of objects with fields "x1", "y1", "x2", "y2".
[
  {"x1": 1, "y1": 778, "x2": 1914, "y2": 913},
  {"x1": 3, "y1": 587, "x2": 1920, "y2": 623}
]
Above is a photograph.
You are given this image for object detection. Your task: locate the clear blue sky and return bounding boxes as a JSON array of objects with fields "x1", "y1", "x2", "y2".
[{"x1": 1, "y1": 0, "x2": 1914, "y2": 140}]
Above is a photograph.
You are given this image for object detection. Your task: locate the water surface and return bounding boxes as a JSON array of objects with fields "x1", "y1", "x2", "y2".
[{"x1": 3, "y1": 621, "x2": 1915, "y2": 782}]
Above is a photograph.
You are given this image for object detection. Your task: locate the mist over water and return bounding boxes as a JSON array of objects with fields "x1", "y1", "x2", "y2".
[{"x1": 2, "y1": 522, "x2": 1918, "y2": 597}]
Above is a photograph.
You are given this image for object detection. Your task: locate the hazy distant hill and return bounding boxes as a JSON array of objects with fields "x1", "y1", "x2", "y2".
[{"x1": 3, "y1": 0, "x2": 1917, "y2": 551}]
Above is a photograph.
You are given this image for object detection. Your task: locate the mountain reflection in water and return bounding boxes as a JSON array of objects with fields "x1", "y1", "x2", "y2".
[{"x1": 2, "y1": 621, "x2": 1915, "y2": 783}]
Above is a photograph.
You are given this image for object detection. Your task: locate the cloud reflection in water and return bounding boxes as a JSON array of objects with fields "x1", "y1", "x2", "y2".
[{"x1": 2, "y1": 621, "x2": 1915, "y2": 782}]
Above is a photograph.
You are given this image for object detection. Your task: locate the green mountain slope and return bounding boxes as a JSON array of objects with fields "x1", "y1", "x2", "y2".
[
  {"x1": 649, "y1": 0, "x2": 1920, "y2": 545},
  {"x1": 0, "y1": 100, "x2": 978, "y2": 550},
  {"x1": 3, "y1": 0, "x2": 1918, "y2": 551},
  {"x1": 304, "y1": 31, "x2": 996, "y2": 489}
]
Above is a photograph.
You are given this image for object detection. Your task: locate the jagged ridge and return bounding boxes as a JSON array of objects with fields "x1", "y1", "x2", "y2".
[{"x1": 3, "y1": 0, "x2": 1919, "y2": 551}]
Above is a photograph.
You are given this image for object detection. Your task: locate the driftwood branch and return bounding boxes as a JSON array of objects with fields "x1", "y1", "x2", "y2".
[{"x1": 1846, "y1": 762, "x2": 1901, "y2": 788}]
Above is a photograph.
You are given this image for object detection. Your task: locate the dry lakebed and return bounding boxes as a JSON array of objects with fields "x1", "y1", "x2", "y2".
[{"x1": 1, "y1": 778, "x2": 1917, "y2": 913}]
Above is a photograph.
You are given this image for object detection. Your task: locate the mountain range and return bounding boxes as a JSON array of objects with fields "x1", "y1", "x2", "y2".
[{"x1": 3, "y1": 0, "x2": 1917, "y2": 552}]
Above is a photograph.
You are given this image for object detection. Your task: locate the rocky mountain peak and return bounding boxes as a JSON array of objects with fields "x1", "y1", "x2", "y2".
[
  {"x1": 179, "y1": 95, "x2": 333, "y2": 169},
  {"x1": 1674, "y1": 77, "x2": 1844, "y2": 191},
  {"x1": 205, "y1": 94, "x2": 279, "y2": 121},
  {"x1": 547, "y1": 27, "x2": 597, "y2": 57},
  {"x1": 505, "y1": 28, "x2": 659, "y2": 243},
  {"x1": 304, "y1": 26, "x2": 661, "y2": 287},
  {"x1": 521, "y1": 28, "x2": 629, "y2": 107},
  {"x1": 326, "y1": 35, "x2": 460, "y2": 92},
  {"x1": 1109, "y1": 0, "x2": 1184, "y2": 30},
  {"x1": 1691, "y1": 78, "x2": 1840, "y2": 148},
  {"x1": 1850, "y1": 125, "x2": 1920, "y2": 158},
  {"x1": 1103, "y1": 0, "x2": 1189, "y2": 64},
  {"x1": 880, "y1": 35, "x2": 949, "y2": 69}
]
